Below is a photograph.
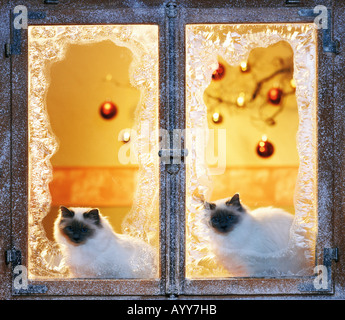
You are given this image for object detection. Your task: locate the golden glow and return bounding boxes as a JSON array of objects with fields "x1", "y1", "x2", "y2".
[
  {"x1": 186, "y1": 23, "x2": 317, "y2": 278},
  {"x1": 104, "y1": 102, "x2": 112, "y2": 110},
  {"x1": 261, "y1": 134, "x2": 268, "y2": 142},
  {"x1": 236, "y1": 92, "x2": 245, "y2": 107},
  {"x1": 290, "y1": 78, "x2": 296, "y2": 89},
  {"x1": 28, "y1": 24, "x2": 160, "y2": 279},
  {"x1": 212, "y1": 112, "x2": 220, "y2": 123},
  {"x1": 240, "y1": 60, "x2": 249, "y2": 72},
  {"x1": 122, "y1": 130, "x2": 131, "y2": 142}
]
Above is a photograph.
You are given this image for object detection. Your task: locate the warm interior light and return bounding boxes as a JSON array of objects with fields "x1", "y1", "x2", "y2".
[
  {"x1": 290, "y1": 78, "x2": 296, "y2": 89},
  {"x1": 122, "y1": 130, "x2": 131, "y2": 142},
  {"x1": 185, "y1": 23, "x2": 317, "y2": 279},
  {"x1": 212, "y1": 112, "x2": 222, "y2": 123},
  {"x1": 236, "y1": 92, "x2": 245, "y2": 107},
  {"x1": 28, "y1": 24, "x2": 160, "y2": 279},
  {"x1": 240, "y1": 60, "x2": 249, "y2": 72}
]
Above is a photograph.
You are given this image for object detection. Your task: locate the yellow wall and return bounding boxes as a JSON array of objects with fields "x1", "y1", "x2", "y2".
[
  {"x1": 47, "y1": 40, "x2": 140, "y2": 167},
  {"x1": 205, "y1": 41, "x2": 299, "y2": 167}
]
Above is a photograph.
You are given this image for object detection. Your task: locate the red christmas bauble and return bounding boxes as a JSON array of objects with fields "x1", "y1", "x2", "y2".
[
  {"x1": 100, "y1": 101, "x2": 117, "y2": 120},
  {"x1": 267, "y1": 88, "x2": 283, "y2": 105},
  {"x1": 212, "y1": 63, "x2": 225, "y2": 81},
  {"x1": 256, "y1": 137, "x2": 274, "y2": 158}
]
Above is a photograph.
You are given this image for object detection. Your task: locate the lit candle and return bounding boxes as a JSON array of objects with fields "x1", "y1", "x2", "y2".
[
  {"x1": 240, "y1": 60, "x2": 249, "y2": 72},
  {"x1": 236, "y1": 92, "x2": 245, "y2": 107},
  {"x1": 212, "y1": 111, "x2": 222, "y2": 124},
  {"x1": 122, "y1": 130, "x2": 131, "y2": 142}
]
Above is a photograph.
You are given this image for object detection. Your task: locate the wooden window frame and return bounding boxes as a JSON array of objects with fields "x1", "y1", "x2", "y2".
[
  {"x1": 177, "y1": 6, "x2": 336, "y2": 296},
  {"x1": 9, "y1": 6, "x2": 168, "y2": 297}
]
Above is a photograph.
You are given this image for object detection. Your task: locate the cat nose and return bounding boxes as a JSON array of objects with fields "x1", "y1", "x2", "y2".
[
  {"x1": 73, "y1": 234, "x2": 81, "y2": 241},
  {"x1": 218, "y1": 224, "x2": 229, "y2": 232}
]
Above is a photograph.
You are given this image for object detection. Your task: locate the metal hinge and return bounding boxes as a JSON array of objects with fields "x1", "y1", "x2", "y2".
[
  {"x1": 5, "y1": 248, "x2": 21, "y2": 265},
  {"x1": 298, "y1": 8, "x2": 340, "y2": 54},
  {"x1": 158, "y1": 148, "x2": 188, "y2": 162},
  {"x1": 159, "y1": 148, "x2": 188, "y2": 174},
  {"x1": 298, "y1": 247, "x2": 339, "y2": 293},
  {"x1": 5, "y1": 10, "x2": 46, "y2": 57},
  {"x1": 5, "y1": 248, "x2": 48, "y2": 295},
  {"x1": 166, "y1": 1, "x2": 177, "y2": 18},
  {"x1": 285, "y1": 0, "x2": 301, "y2": 6}
]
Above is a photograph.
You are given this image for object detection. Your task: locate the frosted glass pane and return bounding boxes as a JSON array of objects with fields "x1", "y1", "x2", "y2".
[
  {"x1": 28, "y1": 25, "x2": 159, "y2": 279},
  {"x1": 185, "y1": 24, "x2": 318, "y2": 278}
]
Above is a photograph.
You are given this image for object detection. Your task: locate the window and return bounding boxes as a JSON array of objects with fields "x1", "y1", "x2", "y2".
[
  {"x1": 185, "y1": 23, "x2": 317, "y2": 279},
  {"x1": 1, "y1": 1, "x2": 342, "y2": 299},
  {"x1": 28, "y1": 24, "x2": 160, "y2": 280}
]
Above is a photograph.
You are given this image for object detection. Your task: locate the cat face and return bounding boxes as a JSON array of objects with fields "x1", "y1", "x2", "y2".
[
  {"x1": 206, "y1": 194, "x2": 245, "y2": 234},
  {"x1": 58, "y1": 206, "x2": 102, "y2": 245}
]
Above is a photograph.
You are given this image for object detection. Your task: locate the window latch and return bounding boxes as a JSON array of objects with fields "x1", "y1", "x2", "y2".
[
  {"x1": 5, "y1": 248, "x2": 48, "y2": 295},
  {"x1": 298, "y1": 247, "x2": 339, "y2": 293},
  {"x1": 159, "y1": 148, "x2": 188, "y2": 174},
  {"x1": 298, "y1": 8, "x2": 340, "y2": 54},
  {"x1": 5, "y1": 11, "x2": 46, "y2": 57}
]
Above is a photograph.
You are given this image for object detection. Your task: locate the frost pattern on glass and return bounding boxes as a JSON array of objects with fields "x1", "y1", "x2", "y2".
[
  {"x1": 185, "y1": 24, "x2": 318, "y2": 278},
  {"x1": 28, "y1": 25, "x2": 159, "y2": 278}
]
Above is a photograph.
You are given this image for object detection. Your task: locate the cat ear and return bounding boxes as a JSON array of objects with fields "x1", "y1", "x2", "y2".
[
  {"x1": 83, "y1": 208, "x2": 101, "y2": 225},
  {"x1": 204, "y1": 202, "x2": 216, "y2": 210},
  {"x1": 60, "y1": 206, "x2": 74, "y2": 218},
  {"x1": 226, "y1": 193, "x2": 241, "y2": 207}
]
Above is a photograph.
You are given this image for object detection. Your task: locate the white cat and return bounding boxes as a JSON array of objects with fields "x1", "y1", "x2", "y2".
[
  {"x1": 204, "y1": 193, "x2": 306, "y2": 277},
  {"x1": 54, "y1": 206, "x2": 157, "y2": 279}
]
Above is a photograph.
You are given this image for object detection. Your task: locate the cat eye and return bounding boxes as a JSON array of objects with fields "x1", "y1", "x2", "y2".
[
  {"x1": 211, "y1": 216, "x2": 220, "y2": 224},
  {"x1": 81, "y1": 227, "x2": 88, "y2": 233}
]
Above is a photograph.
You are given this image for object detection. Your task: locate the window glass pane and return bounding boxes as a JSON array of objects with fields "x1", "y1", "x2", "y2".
[
  {"x1": 28, "y1": 25, "x2": 159, "y2": 279},
  {"x1": 185, "y1": 24, "x2": 317, "y2": 278}
]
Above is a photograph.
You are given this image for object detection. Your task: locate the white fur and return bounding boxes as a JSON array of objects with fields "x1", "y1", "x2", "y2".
[
  {"x1": 207, "y1": 199, "x2": 305, "y2": 277},
  {"x1": 54, "y1": 208, "x2": 157, "y2": 279}
]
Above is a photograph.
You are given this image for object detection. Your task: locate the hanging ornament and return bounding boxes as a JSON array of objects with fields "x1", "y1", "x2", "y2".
[
  {"x1": 212, "y1": 63, "x2": 225, "y2": 81},
  {"x1": 212, "y1": 111, "x2": 223, "y2": 124},
  {"x1": 267, "y1": 87, "x2": 283, "y2": 105},
  {"x1": 239, "y1": 60, "x2": 250, "y2": 73},
  {"x1": 256, "y1": 135, "x2": 274, "y2": 158},
  {"x1": 100, "y1": 100, "x2": 118, "y2": 120}
]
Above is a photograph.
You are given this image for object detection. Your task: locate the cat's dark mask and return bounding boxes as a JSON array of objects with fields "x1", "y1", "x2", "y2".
[
  {"x1": 207, "y1": 194, "x2": 244, "y2": 234},
  {"x1": 59, "y1": 206, "x2": 101, "y2": 245}
]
